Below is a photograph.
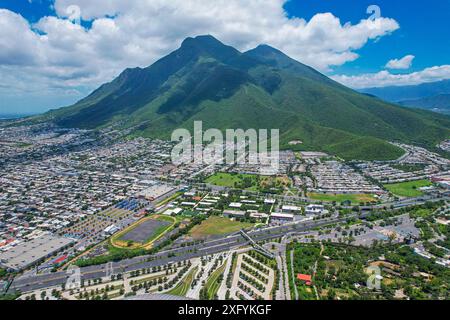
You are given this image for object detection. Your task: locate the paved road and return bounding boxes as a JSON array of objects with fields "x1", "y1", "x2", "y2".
[
  {"x1": 9, "y1": 195, "x2": 449, "y2": 293},
  {"x1": 289, "y1": 250, "x2": 298, "y2": 300},
  {"x1": 9, "y1": 216, "x2": 349, "y2": 293}
]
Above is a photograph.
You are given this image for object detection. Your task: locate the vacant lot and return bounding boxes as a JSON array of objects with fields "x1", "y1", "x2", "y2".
[
  {"x1": 189, "y1": 216, "x2": 253, "y2": 239},
  {"x1": 384, "y1": 179, "x2": 432, "y2": 197},
  {"x1": 260, "y1": 176, "x2": 291, "y2": 189},
  {"x1": 307, "y1": 193, "x2": 377, "y2": 204}
]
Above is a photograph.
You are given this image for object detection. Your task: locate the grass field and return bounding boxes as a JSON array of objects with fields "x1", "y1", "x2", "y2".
[
  {"x1": 384, "y1": 179, "x2": 432, "y2": 197},
  {"x1": 205, "y1": 263, "x2": 226, "y2": 299},
  {"x1": 204, "y1": 172, "x2": 259, "y2": 190},
  {"x1": 205, "y1": 172, "x2": 291, "y2": 192},
  {"x1": 168, "y1": 266, "x2": 198, "y2": 297},
  {"x1": 307, "y1": 193, "x2": 377, "y2": 204},
  {"x1": 111, "y1": 215, "x2": 175, "y2": 249},
  {"x1": 189, "y1": 216, "x2": 253, "y2": 239}
]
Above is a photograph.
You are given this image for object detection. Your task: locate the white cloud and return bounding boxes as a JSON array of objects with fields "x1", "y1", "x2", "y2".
[
  {"x1": 0, "y1": 10, "x2": 43, "y2": 66},
  {"x1": 332, "y1": 65, "x2": 450, "y2": 89},
  {"x1": 56, "y1": 0, "x2": 400, "y2": 71},
  {"x1": 0, "y1": 1, "x2": 401, "y2": 112},
  {"x1": 386, "y1": 55, "x2": 415, "y2": 70}
]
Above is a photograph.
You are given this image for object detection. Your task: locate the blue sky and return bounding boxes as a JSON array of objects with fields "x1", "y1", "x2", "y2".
[
  {"x1": 286, "y1": 0, "x2": 450, "y2": 74},
  {"x1": 0, "y1": 0, "x2": 449, "y2": 115}
]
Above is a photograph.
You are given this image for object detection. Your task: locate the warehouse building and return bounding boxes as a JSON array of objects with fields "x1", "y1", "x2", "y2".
[
  {"x1": 0, "y1": 234, "x2": 74, "y2": 271},
  {"x1": 138, "y1": 183, "x2": 177, "y2": 202}
]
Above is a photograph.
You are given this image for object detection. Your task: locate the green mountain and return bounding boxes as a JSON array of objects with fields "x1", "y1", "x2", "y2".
[
  {"x1": 399, "y1": 94, "x2": 450, "y2": 115},
  {"x1": 42, "y1": 35, "x2": 450, "y2": 161}
]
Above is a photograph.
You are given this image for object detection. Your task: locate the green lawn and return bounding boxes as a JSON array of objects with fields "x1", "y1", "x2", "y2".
[
  {"x1": 168, "y1": 266, "x2": 198, "y2": 297},
  {"x1": 205, "y1": 263, "x2": 226, "y2": 299},
  {"x1": 205, "y1": 172, "x2": 291, "y2": 193},
  {"x1": 204, "y1": 172, "x2": 259, "y2": 190},
  {"x1": 189, "y1": 216, "x2": 253, "y2": 239},
  {"x1": 384, "y1": 179, "x2": 432, "y2": 197},
  {"x1": 307, "y1": 193, "x2": 377, "y2": 204}
]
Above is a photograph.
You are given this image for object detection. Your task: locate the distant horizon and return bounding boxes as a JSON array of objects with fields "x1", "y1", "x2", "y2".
[{"x1": 0, "y1": 113, "x2": 39, "y2": 119}]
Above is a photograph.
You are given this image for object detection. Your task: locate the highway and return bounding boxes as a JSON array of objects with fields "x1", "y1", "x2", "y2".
[
  {"x1": 9, "y1": 195, "x2": 448, "y2": 293},
  {"x1": 9, "y1": 215, "x2": 350, "y2": 293}
]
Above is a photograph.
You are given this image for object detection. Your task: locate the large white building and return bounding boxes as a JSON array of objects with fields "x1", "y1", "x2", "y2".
[
  {"x1": 223, "y1": 210, "x2": 246, "y2": 218},
  {"x1": 271, "y1": 212, "x2": 294, "y2": 222},
  {"x1": 229, "y1": 202, "x2": 243, "y2": 209},
  {"x1": 281, "y1": 205, "x2": 301, "y2": 214},
  {"x1": 305, "y1": 204, "x2": 325, "y2": 215}
]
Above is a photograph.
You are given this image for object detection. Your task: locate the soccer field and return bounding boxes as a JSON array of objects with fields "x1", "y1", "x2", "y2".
[{"x1": 384, "y1": 179, "x2": 432, "y2": 197}]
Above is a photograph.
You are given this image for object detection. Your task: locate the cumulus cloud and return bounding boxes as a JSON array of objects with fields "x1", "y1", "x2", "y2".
[
  {"x1": 0, "y1": 0, "x2": 401, "y2": 112},
  {"x1": 331, "y1": 65, "x2": 450, "y2": 89},
  {"x1": 0, "y1": 10, "x2": 43, "y2": 66},
  {"x1": 50, "y1": 0, "x2": 400, "y2": 71},
  {"x1": 386, "y1": 55, "x2": 415, "y2": 70}
]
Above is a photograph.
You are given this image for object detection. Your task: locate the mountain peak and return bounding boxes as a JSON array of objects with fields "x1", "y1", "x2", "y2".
[
  {"x1": 179, "y1": 34, "x2": 241, "y2": 62},
  {"x1": 253, "y1": 44, "x2": 284, "y2": 54},
  {"x1": 181, "y1": 34, "x2": 222, "y2": 47},
  {"x1": 44, "y1": 35, "x2": 449, "y2": 162}
]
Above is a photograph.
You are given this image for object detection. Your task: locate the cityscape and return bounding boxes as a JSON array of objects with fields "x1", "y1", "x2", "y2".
[{"x1": 1, "y1": 122, "x2": 449, "y2": 301}]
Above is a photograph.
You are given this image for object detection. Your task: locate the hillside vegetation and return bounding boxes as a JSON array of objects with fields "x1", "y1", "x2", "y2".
[{"x1": 39, "y1": 35, "x2": 450, "y2": 161}]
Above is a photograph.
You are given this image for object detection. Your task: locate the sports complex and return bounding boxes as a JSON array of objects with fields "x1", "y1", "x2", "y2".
[{"x1": 111, "y1": 215, "x2": 176, "y2": 250}]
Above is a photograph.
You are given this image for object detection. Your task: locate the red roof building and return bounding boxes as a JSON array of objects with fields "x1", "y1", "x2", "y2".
[{"x1": 297, "y1": 274, "x2": 312, "y2": 286}]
